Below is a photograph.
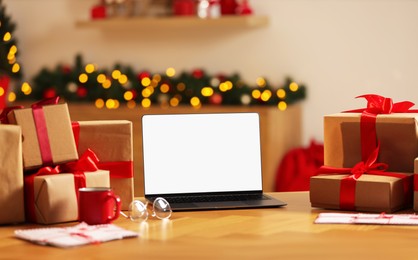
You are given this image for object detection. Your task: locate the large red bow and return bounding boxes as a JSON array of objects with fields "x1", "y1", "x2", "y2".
[
  {"x1": 346, "y1": 94, "x2": 417, "y2": 114},
  {"x1": 316, "y1": 145, "x2": 411, "y2": 210}
]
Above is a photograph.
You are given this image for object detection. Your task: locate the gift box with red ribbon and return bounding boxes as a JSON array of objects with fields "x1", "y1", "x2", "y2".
[
  {"x1": 24, "y1": 149, "x2": 110, "y2": 224},
  {"x1": 0, "y1": 124, "x2": 25, "y2": 224},
  {"x1": 324, "y1": 94, "x2": 418, "y2": 173},
  {"x1": 6, "y1": 97, "x2": 78, "y2": 170},
  {"x1": 311, "y1": 146, "x2": 413, "y2": 213},
  {"x1": 72, "y1": 120, "x2": 134, "y2": 210}
]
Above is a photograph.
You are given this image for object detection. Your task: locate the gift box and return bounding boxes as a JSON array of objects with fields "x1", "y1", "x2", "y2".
[
  {"x1": 310, "y1": 172, "x2": 413, "y2": 213},
  {"x1": 324, "y1": 112, "x2": 418, "y2": 173},
  {"x1": 72, "y1": 120, "x2": 134, "y2": 210},
  {"x1": 0, "y1": 124, "x2": 25, "y2": 224},
  {"x1": 414, "y1": 158, "x2": 418, "y2": 211},
  {"x1": 7, "y1": 101, "x2": 78, "y2": 170},
  {"x1": 26, "y1": 170, "x2": 110, "y2": 224}
]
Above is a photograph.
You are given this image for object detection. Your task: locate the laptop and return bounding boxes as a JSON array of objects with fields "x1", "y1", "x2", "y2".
[{"x1": 141, "y1": 112, "x2": 287, "y2": 211}]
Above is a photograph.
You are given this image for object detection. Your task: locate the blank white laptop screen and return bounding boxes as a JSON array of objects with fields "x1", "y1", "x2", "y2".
[{"x1": 142, "y1": 113, "x2": 263, "y2": 195}]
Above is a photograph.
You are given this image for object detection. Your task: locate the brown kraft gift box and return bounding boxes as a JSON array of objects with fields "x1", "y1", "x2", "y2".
[
  {"x1": 0, "y1": 124, "x2": 25, "y2": 224},
  {"x1": 73, "y1": 120, "x2": 134, "y2": 210},
  {"x1": 414, "y1": 158, "x2": 418, "y2": 211},
  {"x1": 27, "y1": 170, "x2": 110, "y2": 224},
  {"x1": 7, "y1": 103, "x2": 78, "y2": 170},
  {"x1": 324, "y1": 113, "x2": 418, "y2": 173},
  {"x1": 310, "y1": 173, "x2": 413, "y2": 213}
]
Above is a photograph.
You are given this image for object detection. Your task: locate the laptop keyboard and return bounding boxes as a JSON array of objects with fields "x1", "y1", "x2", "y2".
[{"x1": 161, "y1": 194, "x2": 270, "y2": 204}]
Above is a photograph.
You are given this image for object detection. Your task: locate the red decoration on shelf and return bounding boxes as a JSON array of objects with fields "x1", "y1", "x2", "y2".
[
  {"x1": 76, "y1": 86, "x2": 88, "y2": 98},
  {"x1": 137, "y1": 71, "x2": 151, "y2": 80},
  {"x1": 220, "y1": 0, "x2": 238, "y2": 15},
  {"x1": 173, "y1": 0, "x2": 196, "y2": 16},
  {"x1": 91, "y1": 4, "x2": 107, "y2": 19},
  {"x1": 236, "y1": 0, "x2": 253, "y2": 15}
]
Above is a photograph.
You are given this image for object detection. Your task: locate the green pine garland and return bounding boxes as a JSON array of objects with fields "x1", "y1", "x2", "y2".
[{"x1": 15, "y1": 54, "x2": 306, "y2": 108}]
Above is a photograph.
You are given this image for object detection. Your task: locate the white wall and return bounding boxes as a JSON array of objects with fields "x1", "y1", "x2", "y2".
[{"x1": 4, "y1": 0, "x2": 418, "y2": 145}]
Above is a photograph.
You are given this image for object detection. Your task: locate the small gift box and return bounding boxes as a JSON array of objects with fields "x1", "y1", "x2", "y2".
[
  {"x1": 310, "y1": 147, "x2": 413, "y2": 213},
  {"x1": 25, "y1": 169, "x2": 110, "y2": 224},
  {"x1": 6, "y1": 98, "x2": 78, "y2": 170},
  {"x1": 72, "y1": 120, "x2": 134, "y2": 210},
  {"x1": 324, "y1": 95, "x2": 418, "y2": 173},
  {"x1": 414, "y1": 158, "x2": 418, "y2": 211},
  {"x1": 0, "y1": 124, "x2": 25, "y2": 225}
]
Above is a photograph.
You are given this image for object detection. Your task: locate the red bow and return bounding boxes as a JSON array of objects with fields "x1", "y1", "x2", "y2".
[
  {"x1": 317, "y1": 144, "x2": 411, "y2": 210},
  {"x1": 25, "y1": 149, "x2": 100, "y2": 223},
  {"x1": 318, "y1": 144, "x2": 387, "y2": 180},
  {"x1": 346, "y1": 94, "x2": 417, "y2": 114}
]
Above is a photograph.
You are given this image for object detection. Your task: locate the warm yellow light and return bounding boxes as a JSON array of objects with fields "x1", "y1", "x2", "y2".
[
  {"x1": 261, "y1": 90, "x2": 272, "y2": 102},
  {"x1": 12, "y1": 63, "x2": 20, "y2": 73},
  {"x1": 7, "y1": 52, "x2": 15, "y2": 61},
  {"x1": 102, "y1": 79, "x2": 112, "y2": 89},
  {"x1": 3, "y1": 32, "x2": 11, "y2": 42},
  {"x1": 111, "y1": 70, "x2": 121, "y2": 80},
  {"x1": 79, "y1": 73, "x2": 88, "y2": 83},
  {"x1": 190, "y1": 97, "x2": 201, "y2": 107},
  {"x1": 141, "y1": 77, "x2": 151, "y2": 87},
  {"x1": 276, "y1": 89, "x2": 286, "y2": 98},
  {"x1": 252, "y1": 89, "x2": 261, "y2": 99},
  {"x1": 278, "y1": 101, "x2": 287, "y2": 111},
  {"x1": 225, "y1": 81, "x2": 233, "y2": 90},
  {"x1": 142, "y1": 86, "x2": 154, "y2": 98},
  {"x1": 142, "y1": 98, "x2": 151, "y2": 108},
  {"x1": 201, "y1": 87, "x2": 214, "y2": 97},
  {"x1": 105, "y1": 99, "x2": 117, "y2": 109},
  {"x1": 0, "y1": 87, "x2": 4, "y2": 96},
  {"x1": 21, "y1": 82, "x2": 32, "y2": 94},
  {"x1": 8, "y1": 92, "x2": 16, "y2": 102},
  {"x1": 160, "y1": 83, "x2": 170, "y2": 93},
  {"x1": 219, "y1": 82, "x2": 228, "y2": 92},
  {"x1": 97, "y1": 74, "x2": 106, "y2": 83},
  {"x1": 85, "y1": 64, "x2": 95, "y2": 73},
  {"x1": 95, "y1": 99, "x2": 105, "y2": 108},
  {"x1": 9, "y1": 45, "x2": 17, "y2": 55},
  {"x1": 166, "y1": 67, "x2": 176, "y2": 77},
  {"x1": 170, "y1": 97, "x2": 180, "y2": 107},
  {"x1": 256, "y1": 77, "x2": 266, "y2": 87},
  {"x1": 118, "y1": 74, "x2": 128, "y2": 85},
  {"x1": 289, "y1": 82, "x2": 299, "y2": 92},
  {"x1": 124, "y1": 90, "x2": 134, "y2": 101}
]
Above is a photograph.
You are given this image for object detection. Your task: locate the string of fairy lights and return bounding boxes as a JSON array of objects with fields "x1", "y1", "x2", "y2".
[
  {"x1": 0, "y1": 20, "x2": 22, "y2": 100},
  {"x1": 12, "y1": 55, "x2": 306, "y2": 111}
]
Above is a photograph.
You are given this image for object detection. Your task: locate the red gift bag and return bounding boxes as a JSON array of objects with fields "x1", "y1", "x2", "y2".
[{"x1": 275, "y1": 140, "x2": 324, "y2": 192}]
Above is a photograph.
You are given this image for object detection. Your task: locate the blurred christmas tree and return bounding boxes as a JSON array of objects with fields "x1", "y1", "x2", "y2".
[{"x1": 0, "y1": 0, "x2": 22, "y2": 108}]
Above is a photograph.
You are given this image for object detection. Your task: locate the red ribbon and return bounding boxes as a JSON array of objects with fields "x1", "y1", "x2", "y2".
[
  {"x1": 0, "y1": 105, "x2": 24, "y2": 124},
  {"x1": 317, "y1": 145, "x2": 412, "y2": 210},
  {"x1": 344, "y1": 94, "x2": 418, "y2": 162},
  {"x1": 31, "y1": 96, "x2": 60, "y2": 166},
  {"x1": 24, "y1": 149, "x2": 100, "y2": 223},
  {"x1": 71, "y1": 121, "x2": 134, "y2": 179}
]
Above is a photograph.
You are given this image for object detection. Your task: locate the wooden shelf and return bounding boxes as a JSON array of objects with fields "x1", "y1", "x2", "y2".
[{"x1": 75, "y1": 15, "x2": 269, "y2": 30}]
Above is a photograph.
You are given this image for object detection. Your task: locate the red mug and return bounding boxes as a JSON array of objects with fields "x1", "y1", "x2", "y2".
[{"x1": 78, "y1": 187, "x2": 121, "y2": 225}]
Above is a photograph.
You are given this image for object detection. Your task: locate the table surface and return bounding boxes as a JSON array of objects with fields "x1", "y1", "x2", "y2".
[{"x1": 2, "y1": 192, "x2": 418, "y2": 259}]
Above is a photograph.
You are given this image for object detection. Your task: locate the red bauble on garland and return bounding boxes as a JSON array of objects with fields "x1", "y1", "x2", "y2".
[{"x1": 209, "y1": 92, "x2": 223, "y2": 105}]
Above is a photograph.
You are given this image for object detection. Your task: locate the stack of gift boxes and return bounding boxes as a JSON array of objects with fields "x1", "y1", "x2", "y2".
[
  {"x1": 310, "y1": 94, "x2": 418, "y2": 213},
  {"x1": 0, "y1": 97, "x2": 134, "y2": 225}
]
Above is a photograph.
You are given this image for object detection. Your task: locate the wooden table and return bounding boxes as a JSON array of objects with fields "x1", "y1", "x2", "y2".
[{"x1": 2, "y1": 192, "x2": 418, "y2": 259}]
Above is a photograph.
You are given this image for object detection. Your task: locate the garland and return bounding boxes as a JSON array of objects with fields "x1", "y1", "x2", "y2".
[{"x1": 15, "y1": 54, "x2": 306, "y2": 110}]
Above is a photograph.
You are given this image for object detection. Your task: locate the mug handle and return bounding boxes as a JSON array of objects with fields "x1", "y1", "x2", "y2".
[{"x1": 107, "y1": 193, "x2": 122, "y2": 223}]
